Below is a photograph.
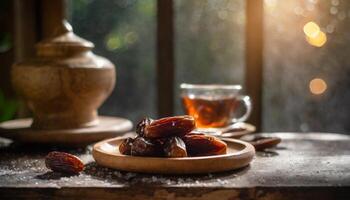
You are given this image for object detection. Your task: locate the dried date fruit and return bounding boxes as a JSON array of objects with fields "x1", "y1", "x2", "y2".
[
  {"x1": 164, "y1": 137, "x2": 187, "y2": 158},
  {"x1": 136, "y1": 117, "x2": 153, "y2": 136},
  {"x1": 45, "y1": 151, "x2": 84, "y2": 174},
  {"x1": 119, "y1": 137, "x2": 134, "y2": 155},
  {"x1": 131, "y1": 136, "x2": 163, "y2": 157},
  {"x1": 182, "y1": 134, "x2": 227, "y2": 156},
  {"x1": 144, "y1": 115, "x2": 196, "y2": 138}
]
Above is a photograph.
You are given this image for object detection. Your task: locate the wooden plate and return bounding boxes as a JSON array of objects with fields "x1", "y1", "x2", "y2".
[
  {"x1": 0, "y1": 116, "x2": 132, "y2": 146},
  {"x1": 92, "y1": 136, "x2": 255, "y2": 174}
]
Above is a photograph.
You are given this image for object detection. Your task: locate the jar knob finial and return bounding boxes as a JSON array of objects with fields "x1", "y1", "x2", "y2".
[{"x1": 52, "y1": 20, "x2": 73, "y2": 37}]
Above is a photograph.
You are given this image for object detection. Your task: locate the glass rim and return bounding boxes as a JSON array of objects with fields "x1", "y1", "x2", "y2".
[{"x1": 180, "y1": 83, "x2": 242, "y2": 90}]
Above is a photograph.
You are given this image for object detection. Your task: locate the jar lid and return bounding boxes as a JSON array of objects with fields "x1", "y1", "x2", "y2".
[{"x1": 36, "y1": 20, "x2": 94, "y2": 57}]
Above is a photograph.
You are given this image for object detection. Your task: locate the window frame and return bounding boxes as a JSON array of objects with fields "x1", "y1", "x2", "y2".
[
  {"x1": 156, "y1": 0, "x2": 263, "y2": 130},
  {"x1": 9, "y1": 0, "x2": 263, "y2": 130}
]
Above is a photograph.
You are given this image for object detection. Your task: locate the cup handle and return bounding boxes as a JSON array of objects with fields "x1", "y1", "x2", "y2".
[{"x1": 232, "y1": 95, "x2": 252, "y2": 123}]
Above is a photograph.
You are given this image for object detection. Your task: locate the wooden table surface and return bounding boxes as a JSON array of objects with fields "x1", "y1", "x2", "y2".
[{"x1": 0, "y1": 132, "x2": 349, "y2": 200}]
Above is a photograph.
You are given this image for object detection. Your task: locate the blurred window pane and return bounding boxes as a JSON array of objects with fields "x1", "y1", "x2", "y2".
[
  {"x1": 69, "y1": 0, "x2": 156, "y2": 122},
  {"x1": 174, "y1": 0, "x2": 245, "y2": 114},
  {"x1": 263, "y1": 0, "x2": 350, "y2": 133}
]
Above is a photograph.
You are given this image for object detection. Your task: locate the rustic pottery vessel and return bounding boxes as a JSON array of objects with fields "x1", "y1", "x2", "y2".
[{"x1": 12, "y1": 21, "x2": 116, "y2": 130}]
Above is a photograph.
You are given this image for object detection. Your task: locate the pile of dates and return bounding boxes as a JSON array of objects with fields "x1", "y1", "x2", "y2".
[{"x1": 119, "y1": 115, "x2": 227, "y2": 157}]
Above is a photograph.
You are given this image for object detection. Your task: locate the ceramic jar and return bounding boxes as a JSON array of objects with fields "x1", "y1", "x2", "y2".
[{"x1": 12, "y1": 21, "x2": 116, "y2": 130}]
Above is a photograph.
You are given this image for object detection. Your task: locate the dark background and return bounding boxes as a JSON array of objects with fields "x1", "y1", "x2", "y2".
[{"x1": 1, "y1": 0, "x2": 350, "y2": 134}]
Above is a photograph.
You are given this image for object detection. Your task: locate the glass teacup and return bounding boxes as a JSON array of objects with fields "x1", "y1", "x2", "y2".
[{"x1": 180, "y1": 83, "x2": 252, "y2": 129}]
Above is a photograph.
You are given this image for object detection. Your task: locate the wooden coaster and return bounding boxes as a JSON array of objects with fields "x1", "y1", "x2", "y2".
[
  {"x1": 0, "y1": 116, "x2": 133, "y2": 146},
  {"x1": 93, "y1": 136, "x2": 255, "y2": 174},
  {"x1": 196, "y1": 122, "x2": 256, "y2": 138},
  {"x1": 219, "y1": 122, "x2": 256, "y2": 138}
]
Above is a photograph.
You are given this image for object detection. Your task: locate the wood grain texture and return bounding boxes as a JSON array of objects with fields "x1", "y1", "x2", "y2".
[
  {"x1": 0, "y1": 187, "x2": 349, "y2": 200},
  {"x1": 157, "y1": 0, "x2": 174, "y2": 118},
  {"x1": 39, "y1": 0, "x2": 66, "y2": 38},
  {"x1": 13, "y1": 0, "x2": 39, "y2": 117},
  {"x1": 0, "y1": 133, "x2": 349, "y2": 199},
  {"x1": 0, "y1": 116, "x2": 132, "y2": 146},
  {"x1": 0, "y1": 0, "x2": 15, "y2": 98},
  {"x1": 245, "y1": 0, "x2": 264, "y2": 131}
]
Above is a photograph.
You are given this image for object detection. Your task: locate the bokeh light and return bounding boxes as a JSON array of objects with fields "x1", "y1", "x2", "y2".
[
  {"x1": 306, "y1": 31, "x2": 327, "y2": 47},
  {"x1": 105, "y1": 35, "x2": 122, "y2": 51},
  {"x1": 309, "y1": 78, "x2": 327, "y2": 95},
  {"x1": 303, "y1": 21, "x2": 327, "y2": 47},
  {"x1": 303, "y1": 21, "x2": 320, "y2": 38},
  {"x1": 124, "y1": 32, "x2": 139, "y2": 45}
]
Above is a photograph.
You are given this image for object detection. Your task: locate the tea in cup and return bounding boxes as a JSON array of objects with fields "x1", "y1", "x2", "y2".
[{"x1": 180, "y1": 84, "x2": 252, "y2": 128}]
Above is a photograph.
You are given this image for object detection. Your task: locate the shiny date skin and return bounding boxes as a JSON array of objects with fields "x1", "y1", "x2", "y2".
[
  {"x1": 163, "y1": 137, "x2": 187, "y2": 157},
  {"x1": 182, "y1": 134, "x2": 227, "y2": 156},
  {"x1": 120, "y1": 116, "x2": 228, "y2": 158},
  {"x1": 144, "y1": 115, "x2": 196, "y2": 138},
  {"x1": 136, "y1": 117, "x2": 153, "y2": 136},
  {"x1": 45, "y1": 151, "x2": 84, "y2": 174},
  {"x1": 119, "y1": 137, "x2": 134, "y2": 155},
  {"x1": 130, "y1": 136, "x2": 163, "y2": 157}
]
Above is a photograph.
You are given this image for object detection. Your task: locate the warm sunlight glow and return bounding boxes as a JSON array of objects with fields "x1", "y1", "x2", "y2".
[
  {"x1": 303, "y1": 21, "x2": 320, "y2": 38},
  {"x1": 306, "y1": 31, "x2": 327, "y2": 47},
  {"x1": 264, "y1": 0, "x2": 277, "y2": 10},
  {"x1": 309, "y1": 78, "x2": 327, "y2": 95}
]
